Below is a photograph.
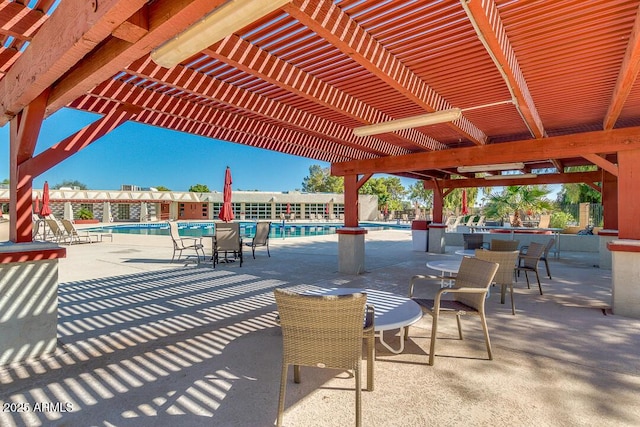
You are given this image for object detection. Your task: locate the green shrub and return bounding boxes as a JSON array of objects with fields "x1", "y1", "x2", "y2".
[
  {"x1": 550, "y1": 211, "x2": 574, "y2": 229},
  {"x1": 77, "y1": 208, "x2": 94, "y2": 220}
]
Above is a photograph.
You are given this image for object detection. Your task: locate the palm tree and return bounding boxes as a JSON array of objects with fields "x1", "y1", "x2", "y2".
[{"x1": 484, "y1": 186, "x2": 553, "y2": 226}]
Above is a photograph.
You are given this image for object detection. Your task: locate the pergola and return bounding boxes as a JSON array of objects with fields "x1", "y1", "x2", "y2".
[{"x1": 2, "y1": 2, "x2": 640, "y2": 309}]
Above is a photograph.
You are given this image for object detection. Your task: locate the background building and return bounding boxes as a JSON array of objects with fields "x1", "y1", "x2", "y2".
[{"x1": 0, "y1": 189, "x2": 378, "y2": 222}]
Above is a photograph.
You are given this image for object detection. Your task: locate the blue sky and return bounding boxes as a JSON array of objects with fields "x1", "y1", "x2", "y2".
[{"x1": 0, "y1": 108, "x2": 417, "y2": 193}]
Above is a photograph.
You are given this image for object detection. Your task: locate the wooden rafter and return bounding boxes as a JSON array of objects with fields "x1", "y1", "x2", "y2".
[
  {"x1": 0, "y1": 1, "x2": 47, "y2": 42},
  {"x1": 582, "y1": 153, "x2": 619, "y2": 177},
  {"x1": 81, "y1": 79, "x2": 368, "y2": 160},
  {"x1": 461, "y1": 0, "x2": 545, "y2": 139},
  {"x1": 285, "y1": 0, "x2": 487, "y2": 146},
  {"x1": 208, "y1": 35, "x2": 446, "y2": 152},
  {"x1": 332, "y1": 127, "x2": 640, "y2": 176},
  {"x1": 603, "y1": 5, "x2": 640, "y2": 130},
  {"x1": 585, "y1": 182, "x2": 602, "y2": 193},
  {"x1": 126, "y1": 55, "x2": 402, "y2": 157},
  {"x1": 71, "y1": 87, "x2": 357, "y2": 163},
  {"x1": 550, "y1": 159, "x2": 564, "y2": 173}
]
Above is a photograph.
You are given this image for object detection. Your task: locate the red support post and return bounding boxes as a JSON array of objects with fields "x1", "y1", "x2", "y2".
[
  {"x1": 617, "y1": 148, "x2": 640, "y2": 239},
  {"x1": 343, "y1": 174, "x2": 359, "y2": 227},
  {"x1": 9, "y1": 90, "x2": 49, "y2": 242},
  {"x1": 430, "y1": 179, "x2": 444, "y2": 223},
  {"x1": 602, "y1": 169, "x2": 618, "y2": 230},
  {"x1": 342, "y1": 173, "x2": 372, "y2": 227}
]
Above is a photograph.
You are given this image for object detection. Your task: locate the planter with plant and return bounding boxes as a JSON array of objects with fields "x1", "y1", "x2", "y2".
[{"x1": 75, "y1": 208, "x2": 99, "y2": 224}]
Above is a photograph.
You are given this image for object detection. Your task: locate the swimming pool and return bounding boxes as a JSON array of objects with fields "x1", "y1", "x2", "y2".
[{"x1": 85, "y1": 221, "x2": 410, "y2": 239}]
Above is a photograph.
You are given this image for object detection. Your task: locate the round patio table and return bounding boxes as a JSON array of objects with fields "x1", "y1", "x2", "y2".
[
  {"x1": 426, "y1": 259, "x2": 462, "y2": 288},
  {"x1": 304, "y1": 287, "x2": 422, "y2": 354}
]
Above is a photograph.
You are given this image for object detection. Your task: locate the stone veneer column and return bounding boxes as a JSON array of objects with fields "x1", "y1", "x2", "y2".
[
  {"x1": 598, "y1": 230, "x2": 618, "y2": 270},
  {"x1": 102, "y1": 201, "x2": 111, "y2": 222},
  {"x1": 337, "y1": 228, "x2": 367, "y2": 274},
  {"x1": 608, "y1": 240, "x2": 640, "y2": 319},
  {"x1": 0, "y1": 242, "x2": 66, "y2": 365}
]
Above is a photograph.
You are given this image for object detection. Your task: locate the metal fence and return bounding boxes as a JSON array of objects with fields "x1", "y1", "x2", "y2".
[
  {"x1": 562, "y1": 203, "x2": 603, "y2": 226},
  {"x1": 590, "y1": 203, "x2": 604, "y2": 227}
]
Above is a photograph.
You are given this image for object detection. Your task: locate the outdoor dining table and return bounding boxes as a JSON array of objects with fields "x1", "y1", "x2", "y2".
[
  {"x1": 304, "y1": 287, "x2": 423, "y2": 354},
  {"x1": 454, "y1": 249, "x2": 477, "y2": 257},
  {"x1": 426, "y1": 259, "x2": 463, "y2": 288}
]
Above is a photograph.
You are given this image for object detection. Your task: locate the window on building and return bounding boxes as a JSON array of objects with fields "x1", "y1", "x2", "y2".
[
  {"x1": 243, "y1": 203, "x2": 270, "y2": 219},
  {"x1": 117, "y1": 204, "x2": 130, "y2": 220}
]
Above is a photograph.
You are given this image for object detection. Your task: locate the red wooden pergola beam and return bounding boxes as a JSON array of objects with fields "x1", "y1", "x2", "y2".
[
  {"x1": 13, "y1": 89, "x2": 50, "y2": 164},
  {"x1": 604, "y1": 6, "x2": 640, "y2": 130},
  {"x1": 332, "y1": 127, "x2": 640, "y2": 176},
  {"x1": 20, "y1": 104, "x2": 142, "y2": 178},
  {"x1": 286, "y1": 0, "x2": 487, "y2": 146},
  {"x1": 0, "y1": 1, "x2": 47, "y2": 42},
  {"x1": 462, "y1": 0, "x2": 545, "y2": 139},
  {"x1": 583, "y1": 153, "x2": 618, "y2": 177},
  {"x1": 0, "y1": 0, "x2": 233, "y2": 126},
  {"x1": 0, "y1": 0, "x2": 147, "y2": 125},
  {"x1": 422, "y1": 171, "x2": 602, "y2": 190}
]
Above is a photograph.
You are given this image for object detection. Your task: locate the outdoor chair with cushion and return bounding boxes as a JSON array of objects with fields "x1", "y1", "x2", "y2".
[
  {"x1": 245, "y1": 221, "x2": 271, "y2": 259},
  {"x1": 463, "y1": 233, "x2": 487, "y2": 250},
  {"x1": 168, "y1": 221, "x2": 205, "y2": 263},
  {"x1": 274, "y1": 289, "x2": 374, "y2": 427},
  {"x1": 406, "y1": 257, "x2": 499, "y2": 365},
  {"x1": 213, "y1": 222, "x2": 243, "y2": 267},
  {"x1": 32, "y1": 214, "x2": 46, "y2": 240},
  {"x1": 61, "y1": 219, "x2": 98, "y2": 244},
  {"x1": 516, "y1": 241, "x2": 546, "y2": 295},
  {"x1": 518, "y1": 237, "x2": 555, "y2": 279},
  {"x1": 490, "y1": 239, "x2": 520, "y2": 251},
  {"x1": 45, "y1": 219, "x2": 68, "y2": 243},
  {"x1": 475, "y1": 249, "x2": 520, "y2": 315}
]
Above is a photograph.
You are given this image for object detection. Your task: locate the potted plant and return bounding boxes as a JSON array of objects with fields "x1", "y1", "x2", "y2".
[{"x1": 75, "y1": 208, "x2": 99, "y2": 224}]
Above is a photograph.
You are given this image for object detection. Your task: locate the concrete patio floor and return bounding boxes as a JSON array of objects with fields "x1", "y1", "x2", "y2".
[{"x1": 1, "y1": 229, "x2": 639, "y2": 426}]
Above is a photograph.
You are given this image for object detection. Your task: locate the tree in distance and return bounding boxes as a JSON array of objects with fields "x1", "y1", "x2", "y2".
[{"x1": 189, "y1": 184, "x2": 210, "y2": 192}]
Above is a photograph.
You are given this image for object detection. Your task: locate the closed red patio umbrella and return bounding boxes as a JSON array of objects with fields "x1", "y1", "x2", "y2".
[
  {"x1": 218, "y1": 167, "x2": 234, "y2": 222},
  {"x1": 461, "y1": 189, "x2": 468, "y2": 215},
  {"x1": 34, "y1": 195, "x2": 40, "y2": 214},
  {"x1": 40, "y1": 181, "x2": 51, "y2": 217},
  {"x1": 286, "y1": 203, "x2": 291, "y2": 215}
]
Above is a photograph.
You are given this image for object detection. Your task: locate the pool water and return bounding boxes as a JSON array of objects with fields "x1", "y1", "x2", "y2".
[{"x1": 85, "y1": 221, "x2": 409, "y2": 239}]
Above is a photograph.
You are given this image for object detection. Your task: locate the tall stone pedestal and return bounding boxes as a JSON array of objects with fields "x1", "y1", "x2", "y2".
[
  {"x1": 337, "y1": 228, "x2": 367, "y2": 274},
  {"x1": 428, "y1": 223, "x2": 446, "y2": 254},
  {"x1": 608, "y1": 240, "x2": 640, "y2": 319},
  {"x1": 598, "y1": 230, "x2": 618, "y2": 270},
  {"x1": 0, "y1": 242, "x2": 65, "y2": 365}
]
